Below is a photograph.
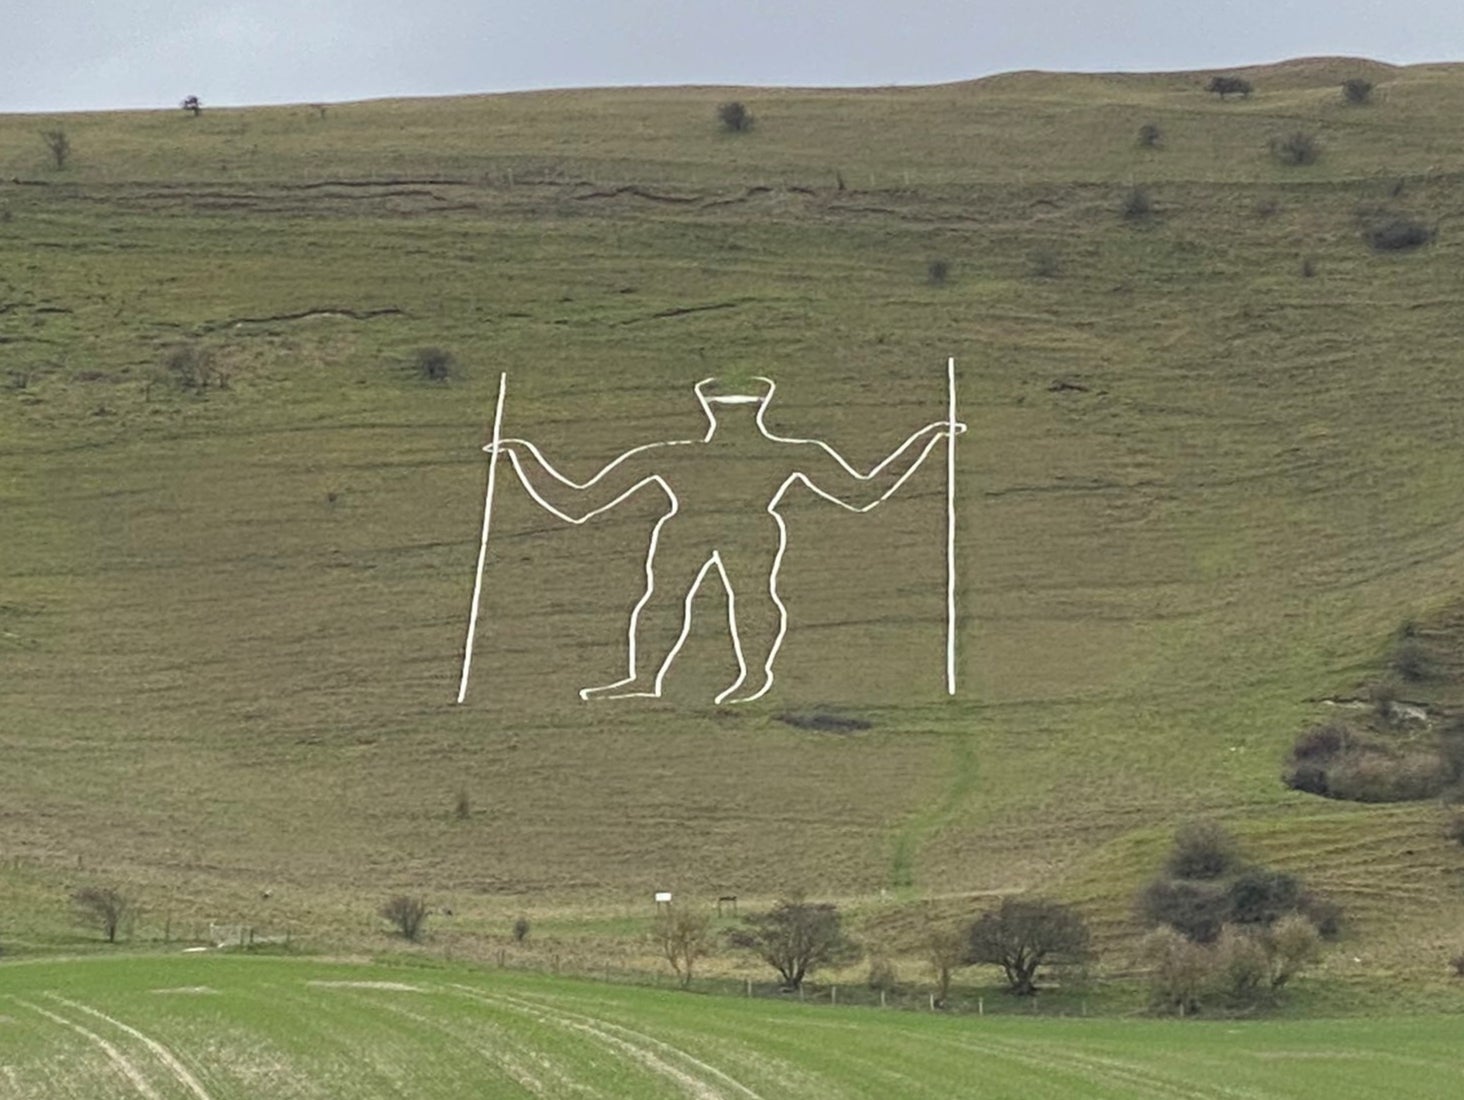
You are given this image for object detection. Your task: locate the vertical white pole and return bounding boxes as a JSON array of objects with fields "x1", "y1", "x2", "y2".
[
  {"x1": 456, "y1": 372, "x2": 509, "y2": 704},
  {"x1": 946, "y1": 356, "x2": 957, "y2": 696}
]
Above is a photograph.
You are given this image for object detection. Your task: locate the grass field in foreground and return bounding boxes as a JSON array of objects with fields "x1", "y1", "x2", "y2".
[
  {"x1": 1, "y1": 954, "x2": 1461, "y2": 1099},
  {"x1": 3, "y1": 56, "x2": 1464, "y2": 978}
]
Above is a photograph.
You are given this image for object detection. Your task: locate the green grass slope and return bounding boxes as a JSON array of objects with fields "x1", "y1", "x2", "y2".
[
  {"x1": 3, "y1": 58, "x2": 1464, "y2": 975},
  {"x1": 2, "y1": 955, "x2": 1461, "y2": 1098}
]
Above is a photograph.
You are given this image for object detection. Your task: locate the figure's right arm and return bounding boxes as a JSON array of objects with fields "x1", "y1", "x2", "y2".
[{"x1": 488, "y1": 438, "x2": 679, "y2": 522}]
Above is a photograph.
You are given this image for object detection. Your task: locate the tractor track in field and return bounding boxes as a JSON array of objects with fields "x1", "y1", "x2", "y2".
[
  {"x1": 44, "y1": 995, "x2": 215, "y2": 1100},
  {"x1": 341, "y1": 986, "x2": 596, "y2": 1099},
  {"x1": 447, "y1": 984, "x2": 766, "y2": 1100},
  {"x1": 929, "y1": 1032, "x2": 1261, "y2": 1100},
  {"x1": 13, "y1": 998, "x2": 165, "y2": 1100}
]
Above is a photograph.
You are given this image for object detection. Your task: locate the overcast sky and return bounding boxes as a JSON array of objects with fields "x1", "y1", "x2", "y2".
[{"x1": 5, "y1": 1, "x2": 1463, "y2": 113}]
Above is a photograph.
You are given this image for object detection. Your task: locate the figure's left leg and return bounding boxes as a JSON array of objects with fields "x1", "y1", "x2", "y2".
[{"x1": 715, "y1": 521, "x2": 788, "y2": 704}]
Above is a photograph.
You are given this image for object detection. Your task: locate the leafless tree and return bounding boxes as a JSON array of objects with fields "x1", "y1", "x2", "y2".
[
  {"x1": 925, "y1": 922, "x2": 967, "y2": 1005},
  {"x1": 1142, "y1": 925, "x2": 1210, "y2": 1015},
  {"x1": 653, "y1": 905, "x2": 714, "y2": 988},
  {"x1": 966, "y1": 897, "x2": 1092, "y2": 996},
  {"x1": 380, "y1": 895, "x2": 429, "y2": 941},
  {"x1": 40, "y1": 130, "x2": 70, "y2": 170},
  {"x1": 72, "y1": 886, "x2": 134, "y2": 943},
  {"x1": 728, "y1": 896, "x2": 859, "y2": 990}
]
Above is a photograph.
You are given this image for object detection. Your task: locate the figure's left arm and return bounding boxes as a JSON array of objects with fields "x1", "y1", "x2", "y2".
[{"x1": 791, "y1": 420, "x2": 965, "y2": 511}]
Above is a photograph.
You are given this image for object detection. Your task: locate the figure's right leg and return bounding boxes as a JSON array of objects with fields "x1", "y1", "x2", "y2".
[{"x1": 580, "y1": 531, "x2": 715, "y2": 700}]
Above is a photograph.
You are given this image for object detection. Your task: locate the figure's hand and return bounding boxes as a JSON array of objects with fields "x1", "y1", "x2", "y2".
[
  {"x1": 482, "y1": 438, "x2": 523, "y2": 456},
  {"x1": 948, "y1": 421, "x2": 968, "y2": 436}
]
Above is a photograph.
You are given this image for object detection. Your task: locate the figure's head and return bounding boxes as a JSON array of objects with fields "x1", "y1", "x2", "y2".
[
  {"x1": 695, "y1": 376, "x2": 773, "y2": 406},
  {"x1": 693, "y1": 376, "x2": 775, "y2": 437}
]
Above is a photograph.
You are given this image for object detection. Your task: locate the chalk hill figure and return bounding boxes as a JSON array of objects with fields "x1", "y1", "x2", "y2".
[{"x1": 486, "y1": 377, "x2": 963, "y2": 704}]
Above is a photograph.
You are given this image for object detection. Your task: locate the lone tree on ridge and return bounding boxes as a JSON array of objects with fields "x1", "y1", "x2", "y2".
[
  {"x1": 717, "y1": 101, "x2": 753, "y2": 133},
  {"x1": 1206, "y1": 76, "x2": 1252, "y2": 99},
  {"x1": 40, "y1": 129, "x2": 70, "y2": 169}
]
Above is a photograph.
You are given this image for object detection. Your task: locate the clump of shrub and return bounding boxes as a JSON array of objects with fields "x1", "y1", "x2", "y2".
[
  {"x1": 1253, "y1": 195, "x2": 1280, "y2": 218},
  {"x1": 414, "y1": 346, "x2": 455, "y2": 382},
  {"x1": 1207, "y1": 76, "x2": 1252, "y2": 99},
  {"x1": 1444, "y1": 812, "x2": 1464, "y2": 847},
  {"x1": 1284, "y1": 637, "x2": 1461, "y2": 802},
  {"x1": 1284, "y1": 715, "x2": 1449, "y2": 803},
  {"x1": 1283, "y1": 721, "x2": 1348, "y2": 796},
  {"x1": 866, "y1": 955, "x2": 899, "y2": 993},
  {"x1": 927, "y1": 259, "x2": 950, "y2": 285},
  {"x1": 1028, "y1": 248, "x2": 1061, "y2": 279},
  {"x1": 1282, "y1": 618, "x2": 1464, "y2": 803},
  {"x1": 1120, "y1": 185, "x2": 1153, "y2": 221},
  {"x1": 1141, "y1": 925, "x2": 1210, "y2": 1015},
  {"x1": 1202, "y1": 914, "x2": 1322, "y2": 1007},
  {"x1": 1364, "y1": 216, "x2": 1435, "y2": 252},
  {"x1": 1139, "y1": 877, "x2": 1228, "y2": 944},
  {"x1": 717, "y1": 101, "x2": 753, "y2": 133},
  {"x1": 1300, "y1": 255, "x2": 1318, "y2": 278},
  {"x1": 1137, "y1": 123, "x2": 1163, "y2": 148},
  {"x1": 1391, "y1": 637, "x2": 1435, "y2": 682},
  {"x1": 775, "y1": 710, "x2": 873, "y2": 733},
  {"x1": 381, "y1": 895, "x2": 429, "y2": 941},
  {"x1": 1342, "y1": 78, "x2": 1373, "y2": 105},
  {"x1": 1439, "y1": 718, "x2": 1464, "y2": 786},
  {"x1": 165, "y1": 344, "x2": 227, "y2": 393},
  {"x1": 513, "y1": 915, "x2": 531, "y2": 942},
  {"x1": 1271, "y1": 131, "x2": 1321, "y2": 166},
  {"x1": 1139, "y1": 822, "x2": 1339, "y2": 945},
  {"x1": 1165, "y1": 819, "x2": 1240, "y2": 880},
  {"x1": 1341, "y1": 750, "x2": 1443, "y2": 802},
  {"x1": 1139, "y1": 825, "x2": 1331, "y2": 1014},
  {"x1": 1368, "y1": 678, "x2": 1401, "y2": 723}
]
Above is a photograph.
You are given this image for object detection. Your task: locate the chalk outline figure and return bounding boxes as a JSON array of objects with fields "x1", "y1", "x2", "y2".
[{"x1": 476, "y1": 376, "x2": 964, "y2": 704}]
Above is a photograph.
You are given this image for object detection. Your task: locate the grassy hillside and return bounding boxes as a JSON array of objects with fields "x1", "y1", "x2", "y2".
[
  {"x1": 3, "y1": 57, "x2": 1464, "y2": 979},
  {"x1": 2, "y1": 955, "x2": 1462, "y2": 1097}
]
